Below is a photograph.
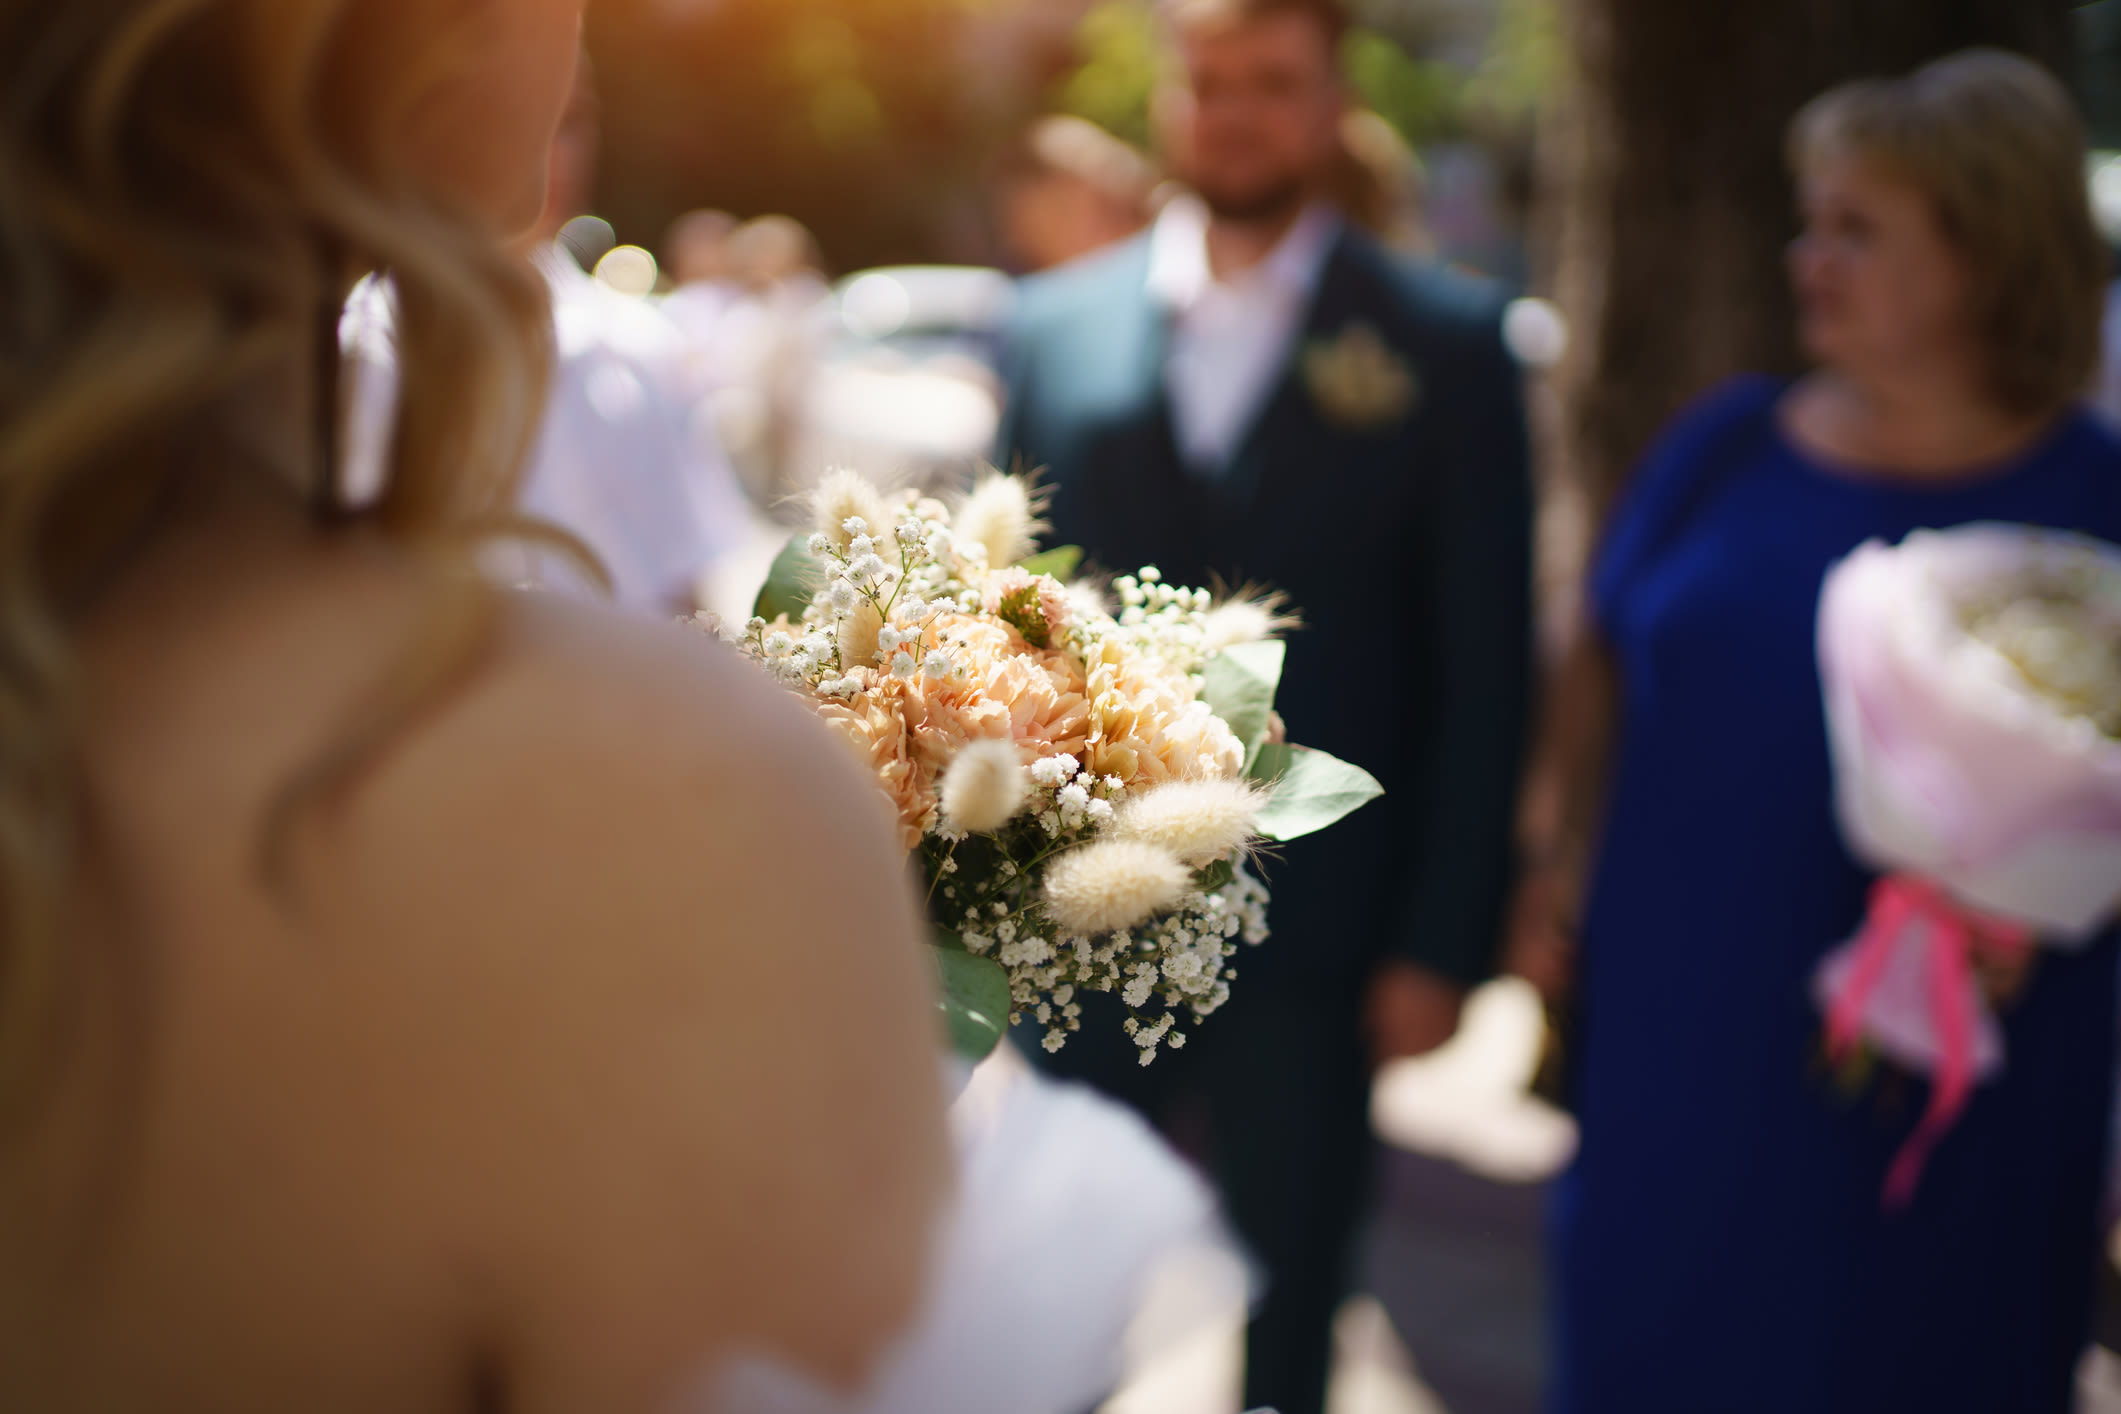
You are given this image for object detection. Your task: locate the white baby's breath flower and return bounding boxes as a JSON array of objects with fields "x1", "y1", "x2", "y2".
[
  {"x1": 1112, "y1": 778, "x2": 1269, "y2": 866},
  {"x1": 1121, "y1": 971, "x2": 1158, "y2": 1010},
  {"x1": 1042, "y1": 839, "x2": 1190, "y2": 937},
  {"x1": 954, "y1": 473, "x2": 1046, "y2": 570},
  {"x1": 940, "y1": 739, "x2": 1031, "y2": 835},
  {"x1": 891, "y1": 652, "x2": 918, "y2": 680},
  {"x1": 1030, "y1": 754, "x2": 1079, "y2": 789}
]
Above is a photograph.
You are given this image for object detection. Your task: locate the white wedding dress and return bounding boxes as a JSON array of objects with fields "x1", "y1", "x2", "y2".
[{"x1": 696, "y1": 1050, "x2": 1250, "y2": 1414}]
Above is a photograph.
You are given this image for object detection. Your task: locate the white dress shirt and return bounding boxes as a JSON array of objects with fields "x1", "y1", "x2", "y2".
[
  {"x1": 340, "y1": 249, "x2": 750, "y2": 614},
  {"x1": 1145, "y1": 195, "x2": 1341, "y2": 473}
]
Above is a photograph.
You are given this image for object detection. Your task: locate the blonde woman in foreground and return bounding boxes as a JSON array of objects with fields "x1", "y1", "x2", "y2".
[{"x1": 0, "y1": 2, "x2": 948, "y2": 1410}]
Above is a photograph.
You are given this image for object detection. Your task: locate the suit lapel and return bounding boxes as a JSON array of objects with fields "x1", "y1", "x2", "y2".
[
  {"x1": 1218, "y1": 230, "x2": 1371, "y2": 508},
  {"x1": 1061, "y1": 240, "x2": 1195, "y2": 573}
]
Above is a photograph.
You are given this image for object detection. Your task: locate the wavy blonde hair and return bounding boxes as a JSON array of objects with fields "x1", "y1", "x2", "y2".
[
  {"x1": 1791, "y1": 49, "x2": 2110, "y2": 419},
  {"x1": 0, "y1": 0, "x2": 557, "y2": 1113}
]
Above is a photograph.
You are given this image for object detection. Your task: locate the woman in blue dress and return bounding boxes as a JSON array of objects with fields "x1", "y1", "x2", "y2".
[{"x1": 1510, "y1": 51, "x2": 2121, "y2": 1412}]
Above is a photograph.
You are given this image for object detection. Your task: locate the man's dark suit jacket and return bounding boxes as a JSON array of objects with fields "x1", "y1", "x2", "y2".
[{"x1": 997, "y1": 225, "x2": 1533, "y2": 992}]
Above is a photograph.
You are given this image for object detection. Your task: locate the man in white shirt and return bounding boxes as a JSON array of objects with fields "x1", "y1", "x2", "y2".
[
  {"x1": 1149, "y1": 190, "x2": 1341, "y2": 469},
  {"x1": 997, "y1": 4, "x2": 1533, "y2": 1411},
  {"x1": 343, "y1": 58, "x2": 748, "y2": 616}
]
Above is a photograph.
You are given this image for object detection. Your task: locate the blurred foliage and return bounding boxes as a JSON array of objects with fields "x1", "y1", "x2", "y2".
[
  {"x1": 1054, "y1": 0, "x2": 1560, "y2": 152},
  {"x1": 587, "y1": 0, "x2": 1077, "y2": 273},
  {"x1": 1344, "y1": 31, "x2": 1468, "y2": 144},
  {"x1": 1348, "y1": 0, "x2": 1562, "y2": 142},
  {"x1": 1468, "y1": 0, "x2": 1565, "y2": 126},
  {"x1": 582, "y1": 0, "x2": 1558, "y2": 273},
  {"x1": 1055, "y1": 2, "x2": 1164, "y2": 150}
]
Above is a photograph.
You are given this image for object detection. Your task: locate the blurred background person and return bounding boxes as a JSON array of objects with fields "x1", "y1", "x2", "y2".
[
  {"x1": 996, "y1": 2, "x2": 1533, "y2": 1411},
  {"x1": 346, "y1": 54, "x2": 752, "y2": 616},
  {"x1": 685, "y1": 214, "x2": 835, "y2": 505},
  {"x1": 661, "y1": 207, "x2": 744, "y2": 343},
  {"x1": 728, "y1": 213, "x2": 831, "y2": 300},
  {"x1": 0, "y1": 0, "x2": 950, "y2": 1404},
  {"x1": 513, "y1": 58, "x2": 752, "y2": 614},
  {"x1": 1508, "y1": 50, "x2": 2121, "y2": 1414},
  {"x1": 668, "y1": 208, "x2": 743, "y2": 289},
  {"x1": 990, "y1": 114, "x2": 1160, "y2": 273}
]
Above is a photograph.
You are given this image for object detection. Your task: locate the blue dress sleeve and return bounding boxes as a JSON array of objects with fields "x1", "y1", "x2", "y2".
[{"x1": 1590, "y1": 375, "x2": 1783, "y2": 633}]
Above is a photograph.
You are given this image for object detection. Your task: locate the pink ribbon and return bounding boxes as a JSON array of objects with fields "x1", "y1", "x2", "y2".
[{"x1": 1823, "y1": 874, "x2": 2034, "y2": 1209}]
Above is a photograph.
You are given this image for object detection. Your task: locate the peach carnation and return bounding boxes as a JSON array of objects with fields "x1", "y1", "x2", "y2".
[
  {"x1": 1080, "y1": 637, "x2": 1247, "y2": 790},
  {"x1": 815, "y1": 673, "x2": 930, "y2": 849},
  {"x1": 815, "y1": 613, "x2": 1094, "y2": 849}
]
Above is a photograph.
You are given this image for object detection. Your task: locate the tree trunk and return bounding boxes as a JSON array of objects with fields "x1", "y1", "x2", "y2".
[{"x1": 1544, "y1": 0, "x2": 2077, "y2": 515}]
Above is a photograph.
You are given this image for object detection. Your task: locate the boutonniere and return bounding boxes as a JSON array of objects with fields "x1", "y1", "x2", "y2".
[{"x1": 1301, "y1": 322, "x2": 1419, "y2": 432}]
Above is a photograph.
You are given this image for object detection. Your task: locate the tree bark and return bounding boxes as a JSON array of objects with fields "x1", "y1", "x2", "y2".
[{"x1": 1545, "y1": 0, "x2": 2076, "y2": 514}]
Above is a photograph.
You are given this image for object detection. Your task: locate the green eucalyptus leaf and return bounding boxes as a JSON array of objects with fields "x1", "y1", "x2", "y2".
[
  {"x1": 1200, "y1": 639, "x2": 1286, "y2": 769},
  {"x1": 1250, "y1": 742, "x2": 1385, "y2": 842},
  {"x1": 754, "y1": 533, "x2": 823, "y2": 624},
  {"x1": 932, "y1": 944, "x2": 1011, "y2": 1062},
  {"x1": 1194, "y1": 858, "x2": 1236, "y2": 892},
  {"x1": 1018, "y1": 546, "x2": 1084, "y2": 582}
]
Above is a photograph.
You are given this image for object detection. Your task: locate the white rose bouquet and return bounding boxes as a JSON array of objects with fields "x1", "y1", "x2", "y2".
[
  {"x1": 722, "y1": 469, "x2": 1382, "y2": 1065},
  {"x1": 1813, "y1": 523, "x2": 2121, "y2": 1203}
]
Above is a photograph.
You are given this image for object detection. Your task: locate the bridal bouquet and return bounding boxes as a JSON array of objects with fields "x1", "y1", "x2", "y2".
[
  {"x1": 1813, "y1": 523, "x2": 2121, "y2": 1204},
  {"x1": 724, "y1": 470, "x2": 1381, "y2": 1064}
]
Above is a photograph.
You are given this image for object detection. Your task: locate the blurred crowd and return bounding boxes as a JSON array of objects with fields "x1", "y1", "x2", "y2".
[{"x1": 448, "y1": 33, "x2": 1495, "y2": 633}]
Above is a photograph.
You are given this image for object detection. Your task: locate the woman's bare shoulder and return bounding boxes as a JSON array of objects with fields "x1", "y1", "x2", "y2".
[
  {"x1": 322, "y1": 590, "x2": 950, "y2": 1399},
  {"x1": 81, "y1": 531, "x2": 947, "y2": 1402}
]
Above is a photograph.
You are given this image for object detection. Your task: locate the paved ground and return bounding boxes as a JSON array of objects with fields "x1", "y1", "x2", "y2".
[{"x1": 1103, "y1": 981, "x2": 1565, "y2": 1414}]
